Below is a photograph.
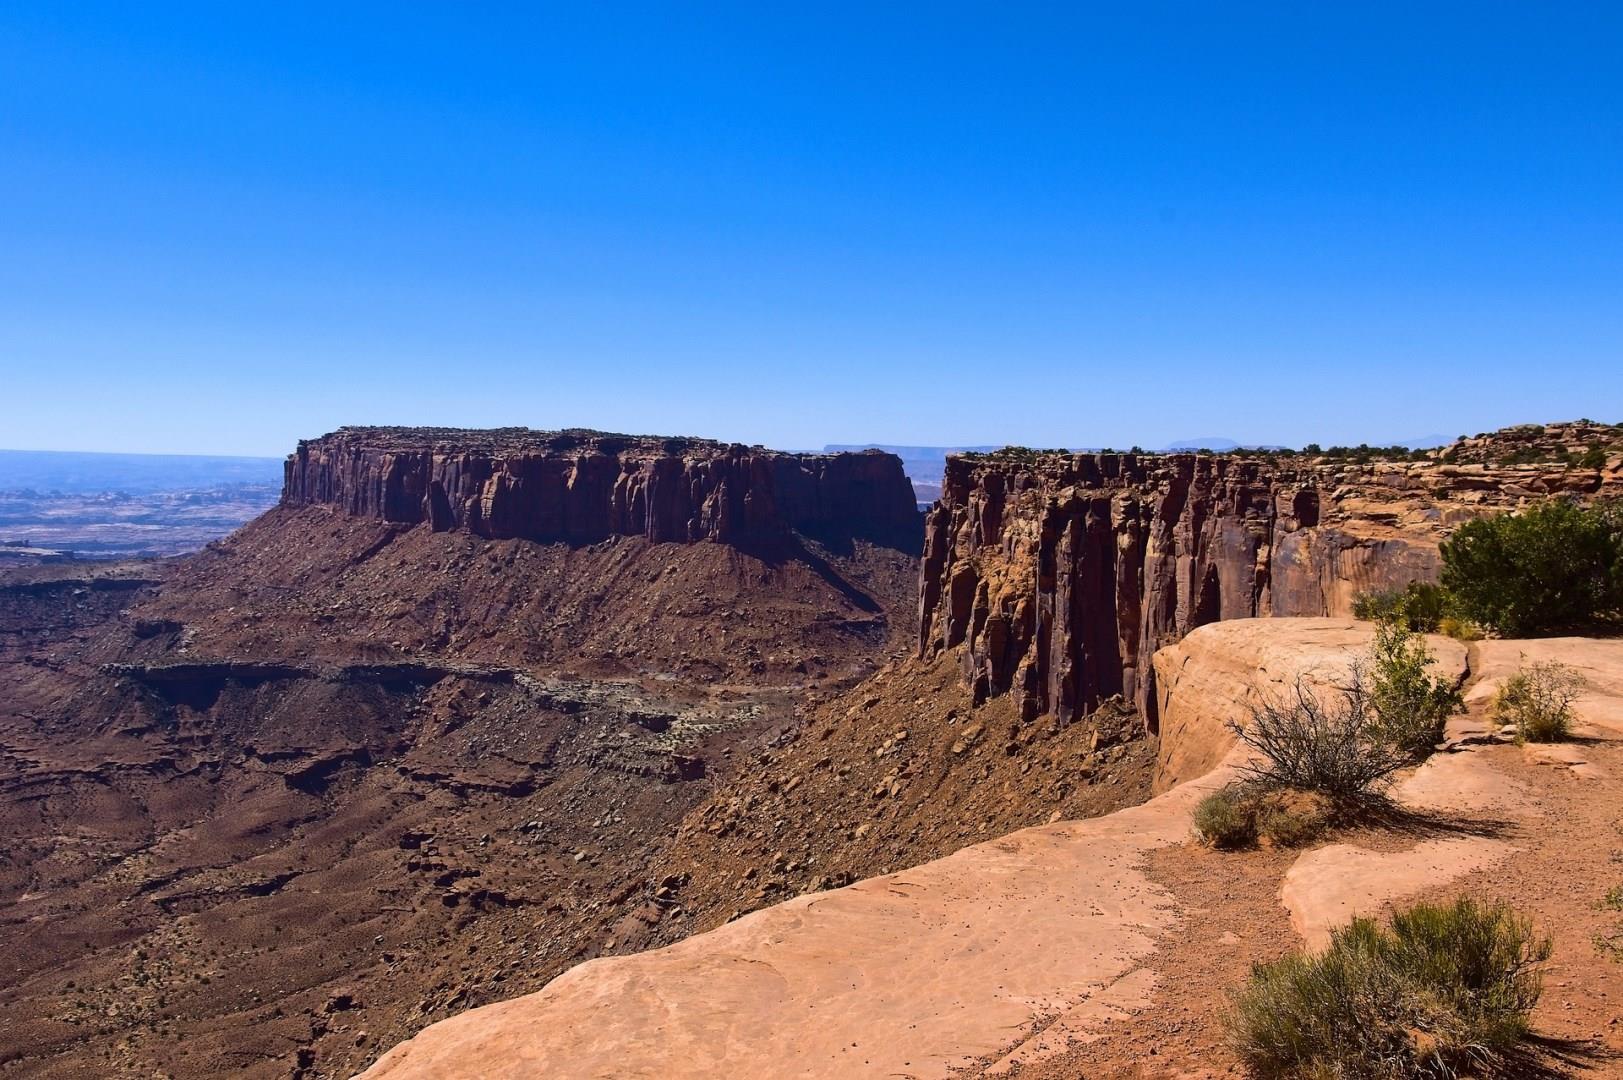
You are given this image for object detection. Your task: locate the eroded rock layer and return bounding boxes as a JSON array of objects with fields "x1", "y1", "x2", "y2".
[
  {"x1": 283, "y1": 427, "x2": 919, "y2": 547},
  {"x1": 919, "y1": 443, "x2": 1620, "y2": 728}
]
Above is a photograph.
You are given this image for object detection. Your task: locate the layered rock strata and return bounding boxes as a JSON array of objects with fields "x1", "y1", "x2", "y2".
[
  {"x1": 919, "y1": 444, "x2": 1620, "y2": 729},
  {"x1": 283, "y1": 427, "x2": 919, "y2": 547}
]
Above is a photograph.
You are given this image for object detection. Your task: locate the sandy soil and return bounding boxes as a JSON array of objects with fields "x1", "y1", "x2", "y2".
[{"x1": 978, "y1": 638, "x2": 1623, "y2": 1079}]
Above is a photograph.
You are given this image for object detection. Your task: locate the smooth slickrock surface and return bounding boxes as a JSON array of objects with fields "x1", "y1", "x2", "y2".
[
  {"x1": 1150, "y1": 618, "x2": 1466, "y2": 790},
  {"x1": 1392, "y1": 749, "x2": 1530, "y2": 812},
  {"x1": 358, "y1": 776, "x2": 1231, "y2": 1080},
  {"x1": 1280, "y1": 839, "x2": 1518, "y2": 950},
  {"x1": 1469, "y1": 637, "x2": 1623, "y2": 736}
]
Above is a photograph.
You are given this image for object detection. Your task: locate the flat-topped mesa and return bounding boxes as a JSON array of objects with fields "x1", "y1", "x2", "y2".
[
  {"x1": 282, "y1": 427, "x2": 920, "y2": 547},
  {"x1": 918, "y1": 438, "x2": 1621, "y2": 731}
]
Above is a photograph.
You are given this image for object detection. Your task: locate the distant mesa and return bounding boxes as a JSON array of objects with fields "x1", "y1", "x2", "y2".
[
  {"x1": 285, "y1": 426, "x2": 921, "y2": 549},
  {"x1": 0, "y1": 449, "x2": 283, "y2": 559},
  {"x1": 0, "y1": 448, "x2": 282, "y2": 494}
]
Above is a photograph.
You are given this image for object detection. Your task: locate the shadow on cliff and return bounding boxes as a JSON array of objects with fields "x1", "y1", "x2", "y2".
[
  {"x1": 795, "y1": 514, "x2": 924, "y2": 560},
  {"x1": 733, "y1": 528, "x2": 918, "y2": 617}
]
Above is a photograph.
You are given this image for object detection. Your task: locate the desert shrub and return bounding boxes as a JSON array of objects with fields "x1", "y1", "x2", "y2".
[
  {"x1": 1228, "y1": 897, "x2": 1550, "y2": 1079},
  {"x1": 1353, "y1": 587, "x2": 1406, "y2": 624},
  {"x1": 1230, "y1": 675, "x2": 1408, "y2": 800},
  {"x1": 1492, "y1": 660, "x2": 1584, "y2": 743},
  {"x1": 1437, "y1": 615, "x2": 1484, "y2": 641},
  {"x1": 1256, "y1": 790, "x2": 1333, "y2": 847},
  {"x1": 1579, "y1": 444, "x2": 1608, "y2": 470},
  {"x1": 1352, "y1": 582, "x2": 1451, "y2": 633},
  {"x1": 1598, "y1": 886, "x2": 1623, "y2": 960},
  {"x1": 1441, "y1": 500, "x2": 1623, "y2": 636},
  {"x1": 1394, "y1": 582, "x2": 1450, "y2": 632},
  {"x1": 1193, "y1": 786, "x2": 1259, "y2": 849},
  {"x1": 1365, "y1": 621, "x2": 1464, "y2": 759},
  {"x1": 1194, "y1": 785, "x2": 1332, "y2": 850}
]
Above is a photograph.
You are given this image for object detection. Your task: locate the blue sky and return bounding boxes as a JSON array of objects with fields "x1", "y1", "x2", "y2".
[{"x1": 1, "y1": 3, "x2": 1619, "y2": 456}]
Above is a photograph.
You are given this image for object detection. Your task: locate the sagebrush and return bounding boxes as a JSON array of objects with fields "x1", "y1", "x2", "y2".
[
  {"x1": 1193, "y1": 784, "x2": 1332, "y2": 850},
  {"x1": 1193, "y1": 785, "x2": 1258, "y2": 849},
  {"x1": 1493, "y1": 660, "x2": 1584, "y2": 743},
  {"x1": 1353, "y1": 581, "x2": 1451, "y2": 633},
  {"x1": 1228, "y1": 897, "x2": 1550, "y2": 1079}
]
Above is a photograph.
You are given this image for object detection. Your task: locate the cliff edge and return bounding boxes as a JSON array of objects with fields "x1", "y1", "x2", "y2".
[
  {"x1": 283, "y1": 426, "x2": 921, "y2": 549},
  {"x1": 918, "y1": 427, "x2": 1620, "y2": 730}
]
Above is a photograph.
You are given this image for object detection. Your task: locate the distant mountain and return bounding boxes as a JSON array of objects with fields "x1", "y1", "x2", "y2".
[
  {"x1": 0, "y1": 449, "x2": 283, "y2": 495},
  {"x1": 1392, "y1": 433, "x2": 1454, "y2": 450},
  {"x1": 1162, "y1": 437, "x2": 1240, "y2": 452}
]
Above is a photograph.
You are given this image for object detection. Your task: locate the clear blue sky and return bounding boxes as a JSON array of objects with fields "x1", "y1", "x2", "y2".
[{"x1": 2, "y1": 3, "x2": 1619, "y2": 456}]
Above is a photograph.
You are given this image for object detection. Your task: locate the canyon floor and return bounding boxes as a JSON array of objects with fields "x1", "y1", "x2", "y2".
[
  {"x1": 361, "y1": 620, "x2": 1623, "y2": 1079},
  {"x1": 0, "y1": 508, "x2": 1153, "y2": 1079}
]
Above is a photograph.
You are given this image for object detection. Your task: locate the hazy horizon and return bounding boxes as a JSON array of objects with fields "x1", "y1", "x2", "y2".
[{"x1": 0, "y1": 422, "x2": 1534, "y2": 460}]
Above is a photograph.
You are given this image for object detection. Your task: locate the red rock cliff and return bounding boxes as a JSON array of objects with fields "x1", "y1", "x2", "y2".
[
  {"x1": 283, "y1": 427, "x2": 920, "y2": 547},
  {"x1": 918, "y1": 439, "x2": 1620, "y2": 730}
]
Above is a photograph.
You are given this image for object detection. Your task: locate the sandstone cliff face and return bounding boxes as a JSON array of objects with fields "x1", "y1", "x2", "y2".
[
  {"x1": 918, "y1": 445, "x2": 1620, "y2": 729},
  {"x1": 283, "y1": 427, "x2": 919, "y2": 547}
]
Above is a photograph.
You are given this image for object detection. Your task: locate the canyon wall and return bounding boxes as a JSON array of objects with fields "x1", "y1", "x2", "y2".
[
  {"x1": 283, "y1": 427, "x2": 920, "y2": 547},
  {"x1": 918, "y1": 443, "x2": 1620, "y2": 730}
]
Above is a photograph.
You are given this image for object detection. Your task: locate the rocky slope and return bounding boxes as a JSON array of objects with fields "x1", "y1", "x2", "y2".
[
  {"x1": 918, "y1": 427, "x2": 1621, "y2": 736},
  {"x1": 0, "y1": 430, "x2": 927, "y2": 1079}
]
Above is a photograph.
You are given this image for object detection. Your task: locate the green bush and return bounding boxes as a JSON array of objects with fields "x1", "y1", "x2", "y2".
[
  {"x1": 1193, "y1": 786, "x2": 1258, "y2": 849},
  {"x1": 1228, "y1": 897, "x2": 1551, "y2": 1079},
  {"x1": 1365, "y1": 621, "x2": 1464, "y2": 759},
  {"x1": 1352, "y1": 582, "x2": 1452, "y2": 633},
  {"x1": 1437, "y1": 615, "x2": 1484, "y2": 642},
  {"x1": 1193, "y1": 785, "x2": 1333, "y2": 850},
  {"x1": 1230, "y1": 676, "x2": 1408, "y2": 800},
  {"x1": 1493, "y1": 660, "x2": 1584, "y2": 743},
  {"x1": 1353, "y1": 587, "x2": 1406, "y2": 624},
  {"x1": 1441, "y1": 500, "x2": 1623, "y2": 636},
  {"x1": 1256, "y1": 791, "x2": 1332, "y2": 848}
]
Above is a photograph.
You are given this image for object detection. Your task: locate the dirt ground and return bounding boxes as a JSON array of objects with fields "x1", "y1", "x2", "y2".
[{"x1": 976, "y1": 702, "x2": 1623, "y2": 1077}]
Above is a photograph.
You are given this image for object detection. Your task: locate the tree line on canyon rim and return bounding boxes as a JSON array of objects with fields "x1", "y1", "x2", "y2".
[
  {"x1": 962, "y1": 418, "x2": 1620, "y2": 467},
  {"x1": 1356, "y1": 498, "x2": 1623, "y2": 639},
  {"x1": 1188, "y1": 496, "x2": 1621, "y2": 1078}
]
